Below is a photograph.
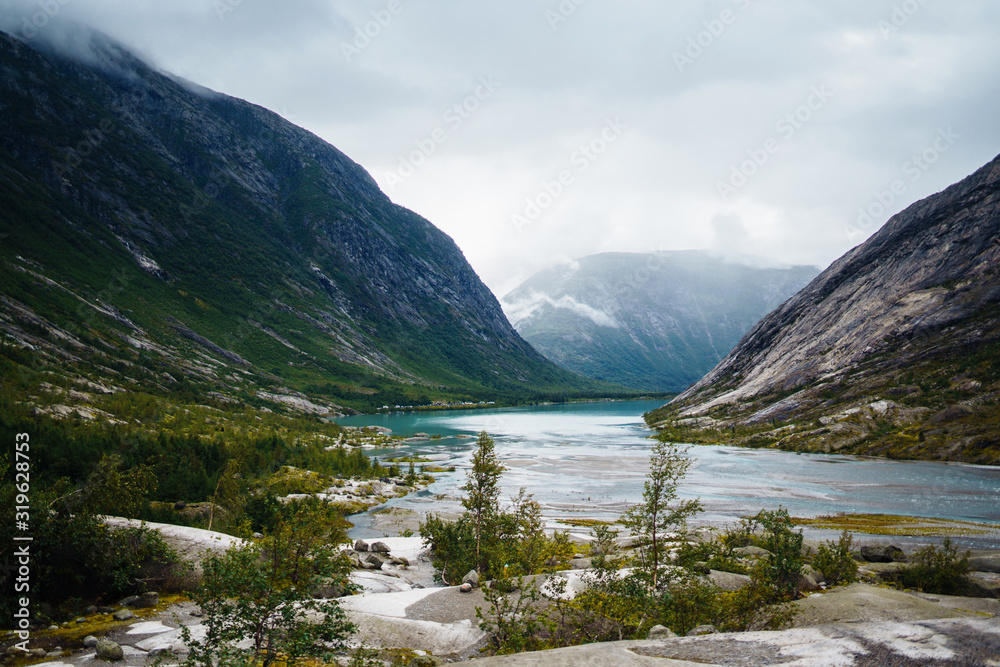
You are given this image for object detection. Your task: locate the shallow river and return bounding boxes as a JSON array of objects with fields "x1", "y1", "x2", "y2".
[{"x1": 337, "y1": 400, "x2": 1000, "y2": 547}]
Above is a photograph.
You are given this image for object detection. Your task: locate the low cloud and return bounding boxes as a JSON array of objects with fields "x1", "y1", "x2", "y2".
[{"x1": 502, "y1": 291, "x2": 619, "y2": 329}]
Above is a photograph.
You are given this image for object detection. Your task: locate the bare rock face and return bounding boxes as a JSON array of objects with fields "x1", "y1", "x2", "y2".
[{"x1": 652, "y1": 154, "x2": 1000, "y2": 465}]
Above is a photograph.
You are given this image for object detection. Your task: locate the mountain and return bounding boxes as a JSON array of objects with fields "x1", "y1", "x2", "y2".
[
  {"x1": 501, "y1": 252, "x2": 818, "y2": 392},
  {"x1": 648, "y1": 155, "x2": 1000, "y2": 465},
  {"x1": 0, "y1": 27, "x2": 613, "y2": 419}
]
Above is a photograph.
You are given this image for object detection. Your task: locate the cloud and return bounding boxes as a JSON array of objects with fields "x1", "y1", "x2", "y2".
[
  {"x1": 2, "y1": 1, "x2": 999, "y2": 296},
  {"x1": 502, "y1": 291, "x2": 618, "y2": 329}
]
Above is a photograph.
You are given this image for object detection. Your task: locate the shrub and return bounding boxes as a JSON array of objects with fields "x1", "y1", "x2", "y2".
[
  {"x1": 813, "y1": 530, "x2": 858, "y2": 586},
  {"x1": 181, "y1": 499, "x2": 355, "y2": 667},
  {"x1": 893, "y1": 538, "x2": 971, "y2": 595}
]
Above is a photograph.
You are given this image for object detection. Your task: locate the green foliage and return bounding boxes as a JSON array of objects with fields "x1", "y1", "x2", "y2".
[
  {"x1": 726, "y1": 508, "x2": 804, "y2": 601},
  {"x1": 0, "y1": 454, "x2": 179, "y2": 625},
  {"x1": 462, "y1": 431, "x2": 506, "y2": 573},
  {"x1": 813, "y1": 531, "x2": 859, "y2": 586},
  {"x1": 620, "y1": 440, "x2": 702, "y2": 587},
  {"x1": 892, "y1": 538, "x2": 971, "y2": 595},
  {"x1": 419, "y1": 514, "x2": 476, "y2": 585},
  {"x1": 181, "y1": 499, "x2": 355, "y2": 667}
]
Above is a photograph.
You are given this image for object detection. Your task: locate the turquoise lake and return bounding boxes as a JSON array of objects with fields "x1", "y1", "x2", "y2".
[{"x1": 337, "y1": 400, "x2": 1000, "y2": 546}]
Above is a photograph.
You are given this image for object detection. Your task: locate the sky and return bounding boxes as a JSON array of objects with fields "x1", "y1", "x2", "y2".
[{"x1": 3, "y1": 1, "x2": 1000, "y2": 298}]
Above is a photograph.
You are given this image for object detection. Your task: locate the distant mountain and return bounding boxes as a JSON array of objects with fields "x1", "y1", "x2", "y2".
[
  {"x1": 501, "y1": 252, "x2": 818, "y2": 392},
  {"x1": 649, "y1": 155, "x2": 1000, "y2": 465},
  {"x1": 0, "y1": 28, "x2": 612, "y2": 418}
]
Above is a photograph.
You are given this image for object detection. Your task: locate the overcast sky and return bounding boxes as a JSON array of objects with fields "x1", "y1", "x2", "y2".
[{"x1": 4, "y1": 1, "x2": 1000, "y2": 297}]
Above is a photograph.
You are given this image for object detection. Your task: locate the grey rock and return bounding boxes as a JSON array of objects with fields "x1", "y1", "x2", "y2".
[
  {"x1": 354, "y1": 539, "x2": 369, "y2": 552},
  {"x1": 708, "y1": 570, "x2": 751, "y2": 591},
  {"x1": 459, "y1": 583, "x2": 474, "y2": 593},
  {"x1": 647, "y1": 624, "x2": 678, "y2": 639},
  {"x1": 969, "y1": 553, "x2": 1000, "y2": 574},
  {"x1": 149, "y1": 646, "x2": 172, "y2": 657},
  {"x1": 29, "y1": 648, "x2": 47, "y2": 657},
  {"x1": 409, "y1": 656, "x2": 444, "y2": 666},
  {"x1": 965, "y1": 574, "x2": 1000, "y2": 599},
  {"x1": 733, "y1": 546, "x2": 772, "y2": 558},
  {"x1": 370, "y1": 541, "x2": 391, "y2": 553},
  {"x1": 83, "y1": 635, "x2": 99, "y2": 647},
  {"x1": 76, "y1": 616, "x2": 87, "y2": 623},
  {"x1": 802, "y1": 564, "x2": 825, "y2": 584},
  {"x1": 686, "y1": 625, "x2": 718, "y2": 636},
  {"x1": 97, "y1": 606, "x2": 115, "y2": 614},
  {"x1": 569, "y1": 557, "x2": 593, "y2": 570},
  {"x1": 859, "y1": 545, "x2": 906, "y2": 563},
  {"x1": 112, "y1": 609, "x2": 136, "y2": 621},
  {"x1": 364, "y1": 553, "x2": 385, "y2": 570},
  {"x1": 135, "y1": 591, "x2": 159, "y2": 608},
  {"x1": 462, "y1": 569, "x2": 480, "y2": 588},
  {"x1": 84, "y1": 605, "x2": 98, "y2": 615},
  {"x1": 796, "y1": 572, "x2": 821, "y2": 594},
  {"x1": 95, "y1": 638, "x2": 124, "y2": 661},
  {"x1": 119, "y1": 595, "x2": 139, "y2": 607}
]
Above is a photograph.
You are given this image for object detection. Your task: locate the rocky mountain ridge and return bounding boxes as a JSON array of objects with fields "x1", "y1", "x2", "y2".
[
  {"x1": 648, "y1": 154, "x2": 1000, "y2": 465},
  {"x1": 502, "y1": 251, "x2": 817, "y2": 392}
]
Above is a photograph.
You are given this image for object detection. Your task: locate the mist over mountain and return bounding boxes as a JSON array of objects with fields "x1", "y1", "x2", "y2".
[
  {"x1": 0, "y1": 26, "x2": 612, "y2": 417},
  {"x1": 502, "y1": 252, "x2": 818, "y2": 392},
  {"x1": 650, "y1": 155, "x2": 1000, "y2": 465}
]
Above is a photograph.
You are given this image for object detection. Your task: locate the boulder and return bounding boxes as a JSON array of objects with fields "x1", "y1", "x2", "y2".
[
  {"x1": 802, "y1": 564, "x2": 825, "y2": 584},
  {"x1": 135, "y1": 591, "x2": 160, "y2": 608},
  {"x1": 370, "y1": 541, "x2": 391, "y2": 553},
  {"x1": 459, "y1": 583, "x2": 474, "y2": 593},
  {"x1": 75, "y1": 616, "x2": 87, "y2": 623},
  {"x1": 83, "y1": 635, "x2": 99, "y2": 648},
  {"x1": 85, "y1": 605, "x2": 98, "y2": 615},
  {"x1": 966, "y1": 574, "x2": 1000, "y2": 599},
  {"x1": 389, "y1": 555, "x2": 410, "y2": 567},
  {"x1": 969, "y1": 553, "x2": 1000, "y2": 574},
  {"x1": 733, "y1": 546, "x2": 772, "y2": 558},
  {"x1": 29, "y1": 648, "x2": 47, "y2": 658},
  {"x1": 119, "y1": 595, "x2": 139, "y2": 607},
  {"x1": 112, "y1": 609, "x2": 136, "y2": 622},
  {"x1": 410, "y1": 655, "x2": 444, "y2": 666},
  {"x1": 95, "y1": 639, "x2": 124, "y2": 661},
  {"x1": 364, "y1": 553, "x2": 385, "y2": 570},
  {"x1": 354, "y1": 539, "x2": 369, "y2": 552},
  {"x1": 859, "y1": 545, "x2": 906, "y2": 563},
  {"x1": 708, "y1": 570, "x2": 751, "y2": 592},
  {"x1": 569, "y1": 558, "x2": 593, "y2": 570},
  {"x1": 796, "y1": 572, "x2": 821, "y2": 594},
  {"x1": 686, "y1": 625, "x2": 718, "y2": 636},
  {"x1": 462, "y1": 570, "x2": 480, "y2": 588},
  {"x1": 648, "y1": 624, "x2": 678, "y2": 639},
  {"x1": 97, "y1": 606, "x2": 115, "y2": 614}
]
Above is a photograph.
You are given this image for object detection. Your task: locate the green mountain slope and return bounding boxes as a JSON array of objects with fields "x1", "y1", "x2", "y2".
[
  {"x1": 502, "y1": 252, "x2": 818, "y2": 392},
  {"x1": 0, "y1": 28, "x2": 615, "y2": 420}
]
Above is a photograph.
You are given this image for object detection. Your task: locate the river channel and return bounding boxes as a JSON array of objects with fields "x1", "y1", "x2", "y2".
[{"x1": 337, "y1": 400, "x2": 1000, "y2": 547}]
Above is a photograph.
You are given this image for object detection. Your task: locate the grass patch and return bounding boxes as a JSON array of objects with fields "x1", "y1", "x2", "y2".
[
  {"x1": 558, "y1": 518, "x2": 615, "y2": 528},
  {"x1": 793, "y1": 513, "x2": 998, "y2": 537}
]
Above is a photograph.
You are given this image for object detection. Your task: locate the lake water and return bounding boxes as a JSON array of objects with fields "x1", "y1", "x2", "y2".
[{"x1": 337, "y1": 400, "x2": 1000, "y2": 547}]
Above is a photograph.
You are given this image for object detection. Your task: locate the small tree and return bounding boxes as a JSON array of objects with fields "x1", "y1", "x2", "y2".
[
  {"x1": 462, "y1": 431, "x2": 506, "y2": 573},
  {"x1": 181, "y1": 499, "x2": 355, "y2": 667},
  {"x1": 621, "y1": 440, "x2": 701, "y2": 588}
]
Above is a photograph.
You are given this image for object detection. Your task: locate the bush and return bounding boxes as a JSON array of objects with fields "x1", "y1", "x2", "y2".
[
  {"x1": 813, "y1": 530, "x2": 858, "y2": 586},
  {"x1": 181, "y1": 499, "x2": 355, "y2": 667},
  {"x1": 893, "y1": 538, "x2": 970, "y2": 595}
]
